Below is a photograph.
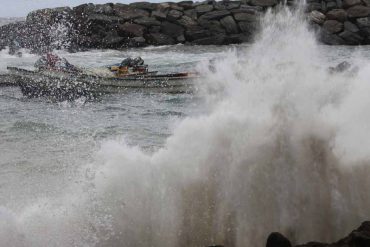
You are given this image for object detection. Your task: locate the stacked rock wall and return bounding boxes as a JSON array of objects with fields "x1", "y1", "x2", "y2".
[
  {"x1": 1, "y1": 0, "x2": 370, "y2": 52},
  {"x1": 308, "y1": 0, "x2": 370, "y2": 44}
]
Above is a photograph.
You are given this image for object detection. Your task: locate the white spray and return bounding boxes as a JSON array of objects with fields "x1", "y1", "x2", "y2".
[{"x1": 2, "y1": 5, "x2": 370, "y2": 247}]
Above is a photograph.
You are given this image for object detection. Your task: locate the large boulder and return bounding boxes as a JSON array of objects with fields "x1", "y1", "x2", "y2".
[
  {"x1": 323, "y1": 19, "x2": 344, "y2": 33},
  {"x1": 160, "y1": 21, "x2": 184, "y2": 38},
  {"x1": 198, "y1": 19, "x2": 226, "y2": 33},
  {"x1": 198, "y1": 10, "x2": 231, "y2": 20},
  {"x1": 185, "y1": 28, "x2": 211, "y2": 40},
  {"x1": 239, "y1": 21, "x2": 259, "y2": 35},
  {"x1": 266, "y1": 232, "x2": 292, "y2": 247},
  {"x1": 319, "y1": 28, "x2": 346, "y2": 44},
  {"x1": 167, "y1": 9, "x2": 183, "y2": 21},
  {"x1": 220, "y1": 15, "x2": 239, "y2": 34},
  {"x1": 326, "y1": 1, "x2": 338, "y2": 11},
  {"x1": 346, "y1": 5, "x2": 370, "y2": 18},
  {"x1": 233, "y1": 12, "x2": 259, "y2": 22},
  {"x1": 195, "y1": 4, "x2": 214, "y2": 14},
  {"x1": 113, "y1": 5, "x2": 149, "y2": 20},
  {"x1": 309, "y1": 10, "x2": 326, "y2": 24},
  {"x1": 342, "y1": 0, "x2": 362, "y2": 8},
  {"x1": 344, "y1": 20, "x2": 360, "y2": 32},
  {"x1": 146, "y1": 33, "x2": 175, "y2": 45},
  {"x1": 176, "y1": 15, "x2": 198, "y2": 28},
  {"x1": 27, "y1": 7, "x2": 72, "y2": 24},
  {"x1": 178, "y1": 1, "x2": 194, "y2": 10},
  {"x1": 118, "y1": 22, "x2": 146, "y2": 37},
  {"x1": 176, "y1": 15, "x2": 198, "y2": 29},
  {"x1": 93, "y1": 4, "x2": 114, "y2": 15},
  {"x1": 151, "y1": 10, "x2": 168, "y2": 20},
  {"x1": 326, "y1": 9, "x2": 347, "y2": 21},
  {"x1": 250, "y1": 0, "x2": 278, "y2": 7},
  {"x1": 339, "y1": 29, "x2": 364, "y2": 43},
  {"x1": 356, "y1": 17, "x2": 370, "y2": 35},
  {"x1": 129, "y1": 2, "x2": 157, "y2": 11},
  {"x1": 133, "y1": 17, "x2": 161, "y2": 26},
  {"x1": 87, "y1": 14, "x2": 122, "y2": 25}
]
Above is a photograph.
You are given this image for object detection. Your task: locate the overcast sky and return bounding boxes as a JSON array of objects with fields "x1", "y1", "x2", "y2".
[{"x1": 1, "y1": 0, "x2": 172, "y2": 17}]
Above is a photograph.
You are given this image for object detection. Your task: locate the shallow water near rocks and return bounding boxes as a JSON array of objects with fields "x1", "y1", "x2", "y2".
[{"x1": 2, "y1": 7, "x2": 370, "y2": 247}]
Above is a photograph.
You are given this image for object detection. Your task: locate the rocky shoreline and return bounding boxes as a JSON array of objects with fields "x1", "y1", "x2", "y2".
[
  {"x1": 0, "y1": 0, "x2": 370, "y2": 53},
  {"x1": 266, "y1": 221, "x2": 370, "y2": 247}
]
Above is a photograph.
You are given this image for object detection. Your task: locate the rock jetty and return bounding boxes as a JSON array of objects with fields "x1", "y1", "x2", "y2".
[
  {"x1": 0, "y1": 0, "x2": 370, "y2": 52},
  {"x1": 266, "y1": 221, "x2": 370, "y2": 247}
]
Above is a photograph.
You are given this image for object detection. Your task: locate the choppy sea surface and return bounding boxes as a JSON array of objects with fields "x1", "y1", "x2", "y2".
[{"x1": 2, "y1": 8, "x2": 370, "y2": 247}]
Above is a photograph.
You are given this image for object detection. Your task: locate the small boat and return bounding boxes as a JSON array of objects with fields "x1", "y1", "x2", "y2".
[{"x1": 6, "y1": 66, "x2": 198, "y2": 101}]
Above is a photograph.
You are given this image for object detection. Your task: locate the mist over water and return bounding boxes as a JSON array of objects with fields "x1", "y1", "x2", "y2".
[{"x1": 2, "y1": 5, "x2": 370, "y2": 247}]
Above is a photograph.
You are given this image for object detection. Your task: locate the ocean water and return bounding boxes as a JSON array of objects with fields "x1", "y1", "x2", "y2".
[{"x1": 1, "y1": 6, "x2": 370, "y2": 247}]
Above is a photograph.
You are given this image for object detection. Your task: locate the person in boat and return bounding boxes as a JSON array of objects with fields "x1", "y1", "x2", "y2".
[
  {"x1": 34, "y1": 53, "x2": 81, "y2": 73},
  {"x1": 109, "y1": 57, "x2": 148, "y2": 77}
]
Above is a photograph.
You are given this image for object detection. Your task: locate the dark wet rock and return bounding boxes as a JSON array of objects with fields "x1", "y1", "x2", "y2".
[
  {"x1": 169, "y1": 3, "x2": 184, "y2": 11},
  {"x1": 113, "y1": 5, "x2": 149, "y2": 20},
  {"x1": 118, "y1": 22, "x2": 146, "y2": 37},
  {"x1": 152, "y1": 10, "x2": 168, "y2": 20},
  {"x1": 146, "y1": 33, "x2": 175, "y2": 45},
  {"x1": 93, "y1": 4, "x2": 114, "y2": 15},
  {"x1": 128, "y1": 36, "x2": 146, "y2": 47},
  {"x1": 102, "y1": 32, "x2": 125, "y2": 48},
  {"x1": 344, "y1": 20, "x2": 360, "y2": 32},
  {"x1": 346, "y1": 5, "x2": 370, "y2": 18},
  {"x1": 184, "y1": 9, "x2": 198, "y2": 19},
  {"x1": 226, "y1": 1, "x2": 242, "y2": 10},
  {"x1": 191, "y1": 33, "x2": 226, "y2": 45},
  {"x1": 178, "y1": 1, "x2": 194, "y2": 10},
  {"x1": 149, "y1": 25, "x2": 161, "y2": 33},
  {"x1": 176, "y1": 15, "x2": 199, "y2": 27},
  {"x1": 239, "y1": 21, "x2": 259, "y2": 35},
  {"x1": 4, "y1": 0, "x2": 370, "y2": 49},
  {"x1": 342, "y1": 0, "x2": 362, "y2": 8},
  {"x1": 161, "y1": 21, "x2": 185, "y2": 38},
  {"x1": 198, "y1": 19, "x2": 226, "y2": 33},
  {"x1": 185, "y1": 28, "x2": 211, "y2": 40},
  {"x1": 250, "y1": 0, "x2": 278, "y2": 7},
  {"x1": 326, "y1": 9, "x2": 347, "y2": 21},
  {"x1": 167, "y1": 9, "x2": 183, "y2": 21},
  {"x1": 323, "y1": 19, "x2": 344, "y2": 33},
  {"x1": 234, "y1": 12, "x2": 259, "y2": 21},
  {"x1": 87, "y1": 14, "x2": 122, "y2": 25},
  {"x1": 319, "y1": 28, "x2": 346, "y2": 44},
  {"x1": 220, "y1": 15, "x2": 239, "y2": 34},
  {"x1": 196, "y1": 4, "x2": 214, "y2": 14},
  {"x1": 356, "y1": 17, "x2": 370, "y2": 35},
  {"x1": 214, "y1": 2, "x2": 227, "y2": 10},
  {"x1": 199, "y1": 10, "x2": 231, "y2": 20},
  {"x1": 239, "y1": 4, "x2": 264, "y2": 12},
  {"x1": 326, "y1": 1, "x2": 338, "y2": 11},
  {"x1": 133, "y1": 17, "x2": 161, "y2": 26},
  {"x1": 266, "y1": 232, "x2": 292, "y2": 247},
  {"x1": 339, "y1": 29, "x2": 364, "y2": 43},
  {"x1": 306, "y1": 2, "x2": 323, "y2": 12},
  {"x1": 309, "y1": 10, "x2": 326, "y2": 24},
  {"x1": 129, "y1": 2, "x2": 157, "y2": 11},
  {"x1": 271, "y1": 221, "x2": 370, "y2": 247}
]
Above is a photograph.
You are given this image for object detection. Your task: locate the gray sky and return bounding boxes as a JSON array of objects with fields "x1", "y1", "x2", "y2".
[{"x1": 1, "y1": 0, "x2": 171, "y2": 17}]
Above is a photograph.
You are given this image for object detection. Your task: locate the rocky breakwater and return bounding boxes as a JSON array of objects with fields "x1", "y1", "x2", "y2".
[
  {"x1": 308, "y1": 0, "x2": 370, "y2": 44},
  {"x1": 1, "y1": 0, "x2": 370, "y2": 53},
  {"x1": 0, "y1": 0, "x2": 274, "y2": 52},
  {"x1": 266, "y1": 221, "x2": 370, "y2": 247}
]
